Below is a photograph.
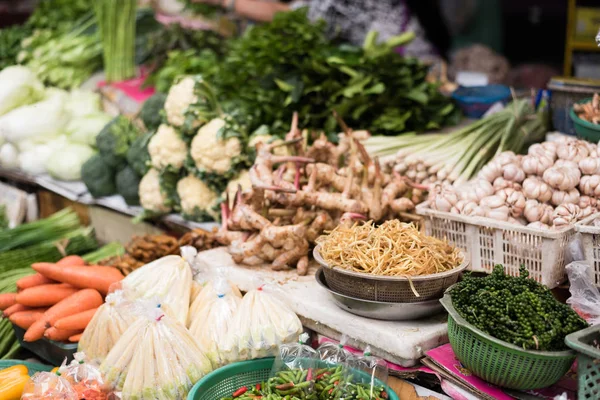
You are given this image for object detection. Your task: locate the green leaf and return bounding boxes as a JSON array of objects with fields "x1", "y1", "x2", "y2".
[
  {"x1": 403, "y1": 89, "x2": 429, "y2": 105},
  {"x1": 363, "y1": 83, "x2": 385, "y2": 95},
  {"x1": 274, "y1": 78, "x2": 294, "y2": 92}
]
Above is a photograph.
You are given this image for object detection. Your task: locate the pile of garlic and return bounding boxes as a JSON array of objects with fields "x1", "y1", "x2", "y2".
[{"x1": 428, "y1": 137, "x2": 600, "y2": 229}]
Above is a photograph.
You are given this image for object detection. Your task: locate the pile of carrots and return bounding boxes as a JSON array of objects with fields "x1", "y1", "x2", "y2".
[{"x1": 0, "y1": 255, "x2": 124, "y2": 343}]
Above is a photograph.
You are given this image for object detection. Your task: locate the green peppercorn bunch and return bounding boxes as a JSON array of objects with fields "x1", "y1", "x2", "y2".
[{"x1": 450, "y1": 265, "x2": 588, "y2": 351}]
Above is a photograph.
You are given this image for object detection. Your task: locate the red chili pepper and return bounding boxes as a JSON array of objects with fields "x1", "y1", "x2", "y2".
[
  {"x1": 315, "y1": 371, "x2": 331, "y2": 380},
  {"x1": 233, "y1": 386, "x2": 248, "y2": 397},
  {"x1": 381, "y1": 391, "x2": 388, "y2": 399},
  {"x1": 334, "y1": 381, "x2": 339, "y2": 386},
  {"x1": 276, "y1": 382, "x2": 295, "y2": 390},
  {"x1": 328, "y1": 389, "x2": 334, "y2": 394},
  {"x1": 306, "y1": 368, "x2": 313, "y2": 381},
  {"x1": 256, "y1": 384, "x2": 261, "y2": 391}
]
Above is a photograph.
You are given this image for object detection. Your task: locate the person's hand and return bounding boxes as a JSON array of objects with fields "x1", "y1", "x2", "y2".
[{"x1": 192, "y1": 0, "x2": 223, "y2": 5}]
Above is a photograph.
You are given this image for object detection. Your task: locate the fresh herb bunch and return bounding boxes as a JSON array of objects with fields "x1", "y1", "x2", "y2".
[
  {"x1": 196, "y1": 8, "x2": 459, "y2": 136},
  {"x1": 178, "y1": 0, "x2": 222, "y2": 17},
  {"x1": 450, "y1": 266, "x2": 588, "y2": 351},
  {"x1": 0, "y1": 25, "x2": 32, "y2": 69},
  {"x1": 26, "y1": 0, "x2": 90, "y2": 31}
]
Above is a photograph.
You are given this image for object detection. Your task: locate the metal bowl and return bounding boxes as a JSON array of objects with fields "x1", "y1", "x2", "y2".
[
  {"x1": 315, "y1": 268, "x2": 444, "y2": 321},
  {"x1": 314, "y1": 245, "x2": 469, "y2": 303}
]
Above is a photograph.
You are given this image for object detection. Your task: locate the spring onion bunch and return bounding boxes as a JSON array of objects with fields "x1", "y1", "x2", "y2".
[
  {"x1": 365, "y1": 99, "x2": 547, "y2": 185},
  {"x1": 95, "y1": 0, "x2": 137, "y2": 82}
]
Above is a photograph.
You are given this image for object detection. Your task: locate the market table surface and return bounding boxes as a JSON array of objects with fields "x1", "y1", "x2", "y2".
[{"x1": 196, "y1": 247, "x2": 449, "y2": 367}]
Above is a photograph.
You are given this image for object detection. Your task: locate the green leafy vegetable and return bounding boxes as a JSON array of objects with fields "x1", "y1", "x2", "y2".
[
  {"x1": 0, "y1": 26, "x2": 32, "y2": 70},
  {"x1": 0, "y1": 205, "x2": 8, "y2": 230}
]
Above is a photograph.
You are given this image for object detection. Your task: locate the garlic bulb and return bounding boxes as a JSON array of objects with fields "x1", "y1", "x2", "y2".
[
  {"x1": 492, "y1": 177, "x2": 521, "y2": 191},
  {"x1": 497, "y1": 188, "x2": 526, "y2": 218},
  {"x1": 451, "y1": 200, "x2": 483, "y2": 216},
  {"x1": 551, "y1": 188, "x2": 580, "y2": 207},
  {"x1": 480, "y1": 195, "x2": 510, "y2": 221},
  {"x1": 503, "y1": 163, "x2": 526, "y2": 183},
  {"x1": 543, "y1": 165, "x2": 581, "y2": 191},
  {"x1": 528, "y1": 221, "x2": 550, "y2": 230},
  {"x1": 478, "y1": 161, "x2": 502, "y2": 183},
  {"x1": 581, "y1": 206, "x2": 595, "y2": 219},
  {"x1": 553, "y1": 204, "x2": 581, "y2": 227},
  {"x1": 508, "y1": 217, "x2": 527, "y2": 226},
  {"x1": 428, "y1": 183, "x2": 459, "y2": 212},
  {"x1": 579, "y1": 175, "x2": 600, "y2": 197},
  {"x1": 521, "y1": 155, "x2": 554, "y2": 176},
  {"x1": 523, "y1": 199, "x2": 553, "y2": 224},
  {"x1": 578, "y1": 157, "x2": 600, "y2": 175},
  {"x1": 528, "y1": 143, "x2": 556, "y2": 160},
  {"x1": 579, "y1": 195, "x2": 598, "y2": 209},
  {"x1": 495, "y1": 151, "x2": 518, "y2": 166},
  {"x1": 522, "y1": 176, "x2": 553, "y2": 203},
  {"x1": 458, "y1": 179, "x2": 494, "y2": 202},
  {"x1": 556, "y1": 140, "x2": 589, "y2": 162}
]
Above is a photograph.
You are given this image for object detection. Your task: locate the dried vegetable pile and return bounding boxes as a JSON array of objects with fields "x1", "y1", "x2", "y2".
[
  {"x1": 99, "y1": 231, "x2": 220, "y2": 275},
  {"x1": 428, "y1": 136, "x2": 600, "y2": 229},
  {"x1": 217, "y1": 115, "x2": 427, "y2": 275},
  {"x1": 316, "y1": 220, "x2": 461, "y2": 276}
]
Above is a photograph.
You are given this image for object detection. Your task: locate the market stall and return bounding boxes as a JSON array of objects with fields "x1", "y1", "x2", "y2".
[{"x1": 2, "y1": 1, "x2": 600, "y2": 399}]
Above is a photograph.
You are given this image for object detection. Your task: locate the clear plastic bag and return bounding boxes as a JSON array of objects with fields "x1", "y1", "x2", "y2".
[
  {"x1": 99, "y1": 300, "x2": 213, "y2": 399},
  {"x1": 347, "y1": 346, "x2": 389, "y2": 399},
  {"x1": 566, "y1": 260, "x2": 600, "y2": 324},
  {"x1": 117, "y1": 252, "x2": 193, "y2": 325},
  {"x1": 222, "y1": 285, "x2": 303, "y2": 362},
  {"x1": 188, "y1": 276, "x2": 242, "y2": 367},
  {"x1": 187, "y1": 269, "x2": 242, "y2": 328},
  {"x1": 21, "y1": 372, "x2": 77, "y2": 400},
  {"x1": 58, "y1": 352, "x2": 111, "y2": 399},
  {"x1": 78, "y1": 289, "x2": 138, "y2": 363},
  {"x1": 316, "y1": 335, "x2": 352, "y2": 365}
]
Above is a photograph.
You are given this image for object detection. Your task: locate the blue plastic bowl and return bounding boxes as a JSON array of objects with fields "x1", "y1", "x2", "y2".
[{"x1": 452, "y1": 85, "x2": 512, "y2": 118}]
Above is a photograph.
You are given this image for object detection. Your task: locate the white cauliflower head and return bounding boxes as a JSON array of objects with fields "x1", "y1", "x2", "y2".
[
  {"x1": 223, "y1": 169, "x2": 252, "y2": 206},
  {"x1": 139, "y1": 168, "x2": 171, "y2": 213},
  {"x1": 190, "y1": 118, "x2": 242, "y2": 174},
  {"x1": 164, "y1": 77, "x2": 197, "y2": 128},
  {"x1": 248, "y1": 134, "x2": 289, "y2": 157},
  {"x1": 177, "y1": 175, "x2": 219, "y2": 217},
  {"x1": 148, "y1": 124, "x2": 188, "y2": 170}
]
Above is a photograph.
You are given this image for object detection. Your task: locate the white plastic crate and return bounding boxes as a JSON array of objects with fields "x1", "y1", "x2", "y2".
[
  {"x1": 416, "y1": 202, "x2": 575, "y2": 288},
  {"x1": 575, "y1": 213, "x2": 600, "y2": 286}
]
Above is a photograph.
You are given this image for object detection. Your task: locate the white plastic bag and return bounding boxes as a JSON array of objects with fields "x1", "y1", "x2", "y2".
[
  {"x1": 100, "y1": 301, "x2": 213, "y2": 399},
  {"x1": 188, "y1": 275, "x2": 242, "y2": 327},
  {"x1": 222, "y1": 286, "x2": 302, "y2": 362},
  {"x1": 118, "y1": 253, "x2": 193, "y2": 324},
  {"x1": 78, "y1": 290, "x2": 138, "y2": 363},
  {"x1": 566, "y1": 261, "x2": 600, "y2": 325},
  {"x1": 189, "y1": 277, "x2": 241, "y2": 367}
]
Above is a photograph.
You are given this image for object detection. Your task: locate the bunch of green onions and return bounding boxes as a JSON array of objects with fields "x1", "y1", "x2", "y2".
[
  {"x1": 365, "y1": 99, "x2": 547, "y2": 185},
  {"x1": 95, "y1": 0, "x2": 137, "y2": 82}
]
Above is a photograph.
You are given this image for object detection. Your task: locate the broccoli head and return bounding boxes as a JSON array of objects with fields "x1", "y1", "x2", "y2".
[
  {"x1": 116, "y1": 166, "x2": 142, "y2": 206},
  {"x1": 140, "y1": 93, "x2": 166, "y2": 132},
  {"x1": 81, "y1": 154, "x2": 117, "y2": 198},
  {"x1": 96, "y1": 116, "x2": 140, "y2": 168},
  {"x1": 126, "y1": 131, "x2": 153, "y2": 176}
]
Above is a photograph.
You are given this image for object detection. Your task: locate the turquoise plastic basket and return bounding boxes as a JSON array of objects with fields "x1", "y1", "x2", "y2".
[
  {"x1": 188, "y1": 358, "x2": 399, "y2": 400},
  {"x1": 0, "y1": 360, "x2": 53, "y2": 375}
]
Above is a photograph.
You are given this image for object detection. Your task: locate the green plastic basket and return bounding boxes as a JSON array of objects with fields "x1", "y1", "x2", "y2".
[
  {"x1": 440, "y1": 291, "x2": 576, "y2": 390},
  {"x1": 570, "y1": 98, "x2": 600, "y2": 142},
  {"x1": 188, "y1": 358, "x2": 399, "y2": 400},
  {"x1": 0, "y1": 360, "x2": 53, "y2": 376},
  {"x1": 565, "y1": 324, "x2": 600, "y2": 399}
]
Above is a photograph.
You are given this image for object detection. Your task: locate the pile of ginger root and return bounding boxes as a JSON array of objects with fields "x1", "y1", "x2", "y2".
[{"x1": 216, "y1": 113, "x2": 427, "y2": 275}]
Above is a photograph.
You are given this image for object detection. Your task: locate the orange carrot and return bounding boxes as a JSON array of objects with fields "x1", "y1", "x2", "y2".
[
  {"x1": 9, "y1": 309, "x2": 47, "y2": 329},
  {"x1": 0, "y1": 293, "x2": 16, "y2": 310},
  {"x1": 24, "y1": 289, "x2": 103, "y2": 342},
  {"x1": 16, "y1": 273, "x2": 56, "y2": 290},
  {"x1": 57, "y1": 255, "x2": 86, "y2": 266},
  {"x1": 44, "y1": 327, "x2": 83, "y2": 342},
  {"x1": 31, "y1": 263, "x2": 123, "y2": 295},
  {"x1": 54, "y1": 308, "x2": 97, "y2": 331},
  {"x1": 16, "y1": 284, "x2": 79, "y2": 307},
  {"x1": 3, "y1": 303, "x2": 30, "y2": 317},
  {"x1": 68, "y1": 333, "x2": 82, "y2": 342}
]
